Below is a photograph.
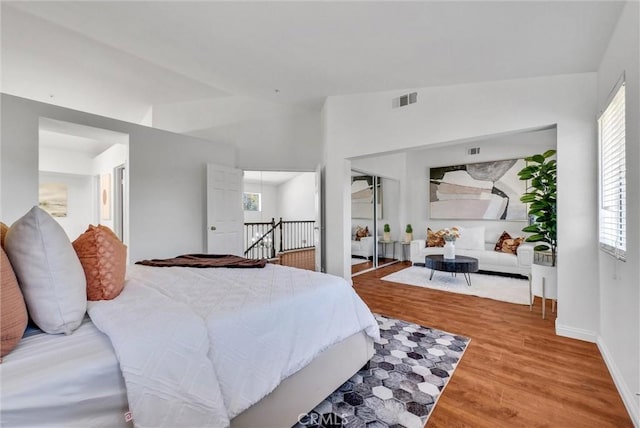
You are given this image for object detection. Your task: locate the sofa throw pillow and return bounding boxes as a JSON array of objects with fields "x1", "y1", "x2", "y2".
[
  {"x1": 73, "y1": 225, "x2": 127, "y2": 301},
  {"x1": 455, "y1": 226, "x2": 485, "y2": 250},
  {"x1": 355, "y1": 226, "x2": 369, "y2": 241},
  {"x1": 5, "y1": 206, "x2": 87, "y2": 335},
  {"x1": 1, "y1": 247, "x2": 28, "y2": 359},
  {"x1": 426, "y1": 228, "x2": 445, "y2": 247},
  {"x1": 0, "y1": 222, "x2": 8, "y2": 249},
  {"x1": 502, "y1": 237, "x2": 524, "y2": 255},
  {"x1": 494, "y1": 231, "x2": 512, "y2": 252}
]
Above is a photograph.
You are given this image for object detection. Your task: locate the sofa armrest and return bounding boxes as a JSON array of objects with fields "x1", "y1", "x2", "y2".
[
  {"x1": 517, "y1": 243, "x2": 534, "y2": 267},
  {"x1": 410, "y1": 240, "x2": 426, "y2": 262}
]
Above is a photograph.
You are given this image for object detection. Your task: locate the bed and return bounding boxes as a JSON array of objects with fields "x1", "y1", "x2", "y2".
[{"x1": 1, "y1": 262, "x2": 378, "y2": 428}]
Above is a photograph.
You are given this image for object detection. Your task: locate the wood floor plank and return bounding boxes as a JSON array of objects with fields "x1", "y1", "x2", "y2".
[{"x1": 352, "y1": 262, "x2": 633, "y2": 427}]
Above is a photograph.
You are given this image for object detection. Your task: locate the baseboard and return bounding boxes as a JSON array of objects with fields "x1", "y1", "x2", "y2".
[
  {"x1": 597, "y1": 336, "x2": 640, "y2": 427},
  {"x1": 555, "y1": 321, "x2": 597, "y2": 343}
]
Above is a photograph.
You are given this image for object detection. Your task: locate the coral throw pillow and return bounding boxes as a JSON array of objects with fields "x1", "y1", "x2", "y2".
[
  {"x1": 1, "y1": 247, "x2": 28, "y2": 358},
  {"x1": 0, "y1": 222, "x2": 8, "y2": 249},
  {"x1": 426, "y1": 228, "x2": 445, "y2": 247},
  {"x1": 73, "y1": 225, "x2": 127, "y2": 301},
  {"x1": 494, "y1": 231, "x2": 512, "y2": 251}
]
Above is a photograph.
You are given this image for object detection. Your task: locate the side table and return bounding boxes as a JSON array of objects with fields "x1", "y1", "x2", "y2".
[
  {"x1": 378, "y1": 240, "x2": 395, "y2": 259},
  {"x1": 398, "y1": 241, "x2": 411, "y2": 261}
]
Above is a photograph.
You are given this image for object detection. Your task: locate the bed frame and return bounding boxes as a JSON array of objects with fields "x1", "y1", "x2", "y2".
[{"x1": 232, "y1": 331, "x2": 374, "y2": 427}]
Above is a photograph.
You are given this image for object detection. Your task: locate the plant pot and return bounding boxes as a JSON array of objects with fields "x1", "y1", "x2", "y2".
[
  {"x1": 405, "y1": 233, "x2": 413, "y2": 243},
  {"x1": 383, "y1": 232, "x2": 391, "y2": 242},
  {"x1": 531, "y1": 264, "x2": 557, "y2": 299},
  {"x1": 444, "y1": 241, "x2": 455, "y2": 259},
  {"x1": 530, "y1": 262, "x2": 558, "y2": 319}
]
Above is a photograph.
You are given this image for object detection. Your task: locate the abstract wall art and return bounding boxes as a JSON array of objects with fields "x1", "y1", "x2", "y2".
[{"x1": 429, "y1": 158, "x2": 527, "y2": 220}]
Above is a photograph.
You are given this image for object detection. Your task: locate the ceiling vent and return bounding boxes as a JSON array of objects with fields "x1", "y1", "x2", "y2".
[
  {"x1": 392, "y1": 92, "x2": 418, "y2": 108},
  {"x1": 467, "y1": 147, "x2": 481, "y2": 155}
]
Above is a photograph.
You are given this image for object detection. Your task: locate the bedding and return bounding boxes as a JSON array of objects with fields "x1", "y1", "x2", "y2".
[
  {"x1": 88, "y1": 263, "x2": 379, "y2": 428},
  {"x1": 0, "y1": 317, "x2": 130, "y2": 427},
  {"x1": 136, "y1": 253, "x2": 267, "y2": 268}
]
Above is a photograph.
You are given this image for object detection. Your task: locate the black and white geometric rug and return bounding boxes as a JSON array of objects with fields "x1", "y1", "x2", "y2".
[{"x1": 294, "y1": 314, "x2": 470, "y2": 428}]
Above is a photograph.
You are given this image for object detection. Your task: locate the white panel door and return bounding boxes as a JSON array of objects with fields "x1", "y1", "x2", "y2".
[{"x1": 207, "y1": 164, "x2": 243, "y2": 256}]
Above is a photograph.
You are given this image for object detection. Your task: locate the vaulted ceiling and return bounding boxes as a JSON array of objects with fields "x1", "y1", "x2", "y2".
[{"x1": 2, "y1": 1, "x2": 625, "y2": 115}]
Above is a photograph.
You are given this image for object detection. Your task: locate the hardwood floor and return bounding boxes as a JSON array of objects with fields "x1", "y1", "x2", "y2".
[
  {"x1": 278, "y1": 248, "x2": 316, "y2": 271},
  {"x1": 353, "y1": 262, "x2": 632, "y2": 427},
  {"x1": 352, "y1": 257, "x2": 398, "y2": 275}
]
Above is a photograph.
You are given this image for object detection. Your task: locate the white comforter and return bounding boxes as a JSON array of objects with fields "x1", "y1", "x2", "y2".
[{"x1": 88, "y1": 263, "x2": 379, "y2": 428}]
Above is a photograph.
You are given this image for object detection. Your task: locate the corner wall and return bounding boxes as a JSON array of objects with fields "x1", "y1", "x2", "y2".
[
  {"x1": 323, "y1": 73, "x2": 599, "y2": 341},
  {"x1": 277, "y1": 173, "x2": 316, "y2": 221},
  {"x1": 596, "y1": 1, "x2": 640, "y2": 424},
  {"x1": 1, "y1": 94, "x2": 236, "y2": 261}
]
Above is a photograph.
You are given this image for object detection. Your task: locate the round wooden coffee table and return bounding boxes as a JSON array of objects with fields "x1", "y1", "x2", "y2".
[{"x1": 424, "y1": 255, "x2": 479, "y2": 286}]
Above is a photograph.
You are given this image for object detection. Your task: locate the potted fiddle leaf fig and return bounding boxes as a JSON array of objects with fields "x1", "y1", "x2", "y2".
[
  {"x1": 518, "y1": 149, "x2": 558, "y2": 317},
  {"x1": 383, "y1": 224, "x2": 391, "y2": 242},
  {"x1": 518, "y1": 149, "x2": 557, "y2": 266}
]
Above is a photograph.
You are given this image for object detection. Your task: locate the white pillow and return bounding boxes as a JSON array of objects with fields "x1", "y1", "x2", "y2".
[
  {"x1": 5, "y1": 207, "x2": 87, "y2": 334},
  {"x1": 455, "y1": 226, "x2": 485, "y2": 250}
]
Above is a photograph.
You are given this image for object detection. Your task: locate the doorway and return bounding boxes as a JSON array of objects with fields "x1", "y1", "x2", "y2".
[
  {"x1": 241, "y1": 170, "x2": 318, "y2": 270},
  {"x1": 38, "y1": 118, "x2": 129, "y2": 243},
  {"x1": 113, "y1": 164, "x2": 126, "y2": 241}
]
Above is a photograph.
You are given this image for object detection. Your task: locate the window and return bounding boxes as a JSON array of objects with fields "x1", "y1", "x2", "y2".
[
  {"x1": 598, "y1": 80, "x2": 626, "y2": 260},
  {"x1": 243, "y1": 192, "x2": 261, "y2": 211}
]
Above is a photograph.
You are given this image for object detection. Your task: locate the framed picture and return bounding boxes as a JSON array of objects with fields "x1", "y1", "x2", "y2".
[
  {"x1": 429, "y1": 158, "x2": 527, "y2": 220},
  {"x1": 101, "y1": 173, "x2": 111, "y2": 220},
  {"x1": 39, "y1": 182, "x2": 68, "y2": 217},
  {"x1": 243, "y1": 192, "x2": 261, "y2": 211}
]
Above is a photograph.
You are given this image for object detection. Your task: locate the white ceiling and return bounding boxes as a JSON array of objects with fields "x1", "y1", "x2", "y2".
[
  {"x1": 39, "y1": 118, "x2": 128, "y2": 156},
  {"x1": 3, "y1": 1, "x2": 625, "y2": 110},
  {"x1": 244, "y1": 171, "x2": 305, "y2": 186}
]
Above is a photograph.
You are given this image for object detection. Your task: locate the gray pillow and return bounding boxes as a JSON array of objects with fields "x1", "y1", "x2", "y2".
[{"x1": 5, "y1": 207, "x2": 87, "y2": 334}]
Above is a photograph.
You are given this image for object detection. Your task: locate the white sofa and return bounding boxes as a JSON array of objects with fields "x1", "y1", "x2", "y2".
[
  {"x1": 409, "y1": 227, "x2": 533, "y2": 276},
  {"x1": 351, "y1": 236, "x2": 374, "y2": 259}
]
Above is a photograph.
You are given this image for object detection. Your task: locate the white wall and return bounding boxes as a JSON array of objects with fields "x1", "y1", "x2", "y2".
[
  {"x1": 595, "y1": 1, "x2": 639, "y2": 424},
  {"x1": 406, "y1": 128, "x2": 557, "y2": 245},
  {"x1": 1, "y1": 94, "x2": 236, "y2": 261},
  {"x1": 39, "y1": 171, "x2": 94, "y2": 241},
  {"x1": 39, "y1": 147, "x2": 95, "y2": 176},
  {"x1": 277, "y1": 173, "x2": 315, "y2": 221},
  {"x1": 323, "y1": 73, "x2": 599, "y2": 342},
  {"x1": 153, "y1": 96, "x2": 323, "y2": 171},
  {"x1": 243, "y1": 182, "x2": 278, "y2": 224}
]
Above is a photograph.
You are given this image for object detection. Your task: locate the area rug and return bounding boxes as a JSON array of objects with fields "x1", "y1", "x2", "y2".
[
  {"x1": 294, "y1": 314, "x2": 470, "y2": 428},
  {"x1": 351, "y1": 257, "x2": 369, "y2": 266},
  {"x1": 381, "y1": 266, "x2": 530, "y2": 305}
]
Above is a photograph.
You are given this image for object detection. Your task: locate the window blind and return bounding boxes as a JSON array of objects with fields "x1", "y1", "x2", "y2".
[{"x1": 598, "y1": 82, "x2": 626, "y2": 260}]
